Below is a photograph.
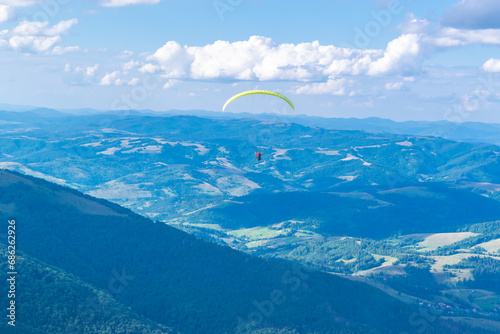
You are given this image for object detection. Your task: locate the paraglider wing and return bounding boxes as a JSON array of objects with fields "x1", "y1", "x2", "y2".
[{"x1": 222, "y1": 90, "x2": 295, "y2": 112}]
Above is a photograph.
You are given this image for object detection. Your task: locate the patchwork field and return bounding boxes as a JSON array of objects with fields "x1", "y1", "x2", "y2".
[
  {"x1": 477, "y1": 239, "x2": 500, "y2": 253},
  {"x1": 417, "y1": 232, "x2": 480, "y2": 251}
]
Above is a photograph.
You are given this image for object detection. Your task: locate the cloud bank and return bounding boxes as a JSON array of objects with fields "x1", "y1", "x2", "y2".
[{"x1": 0, "y1": 19, "x2": 79, "y2": 53}]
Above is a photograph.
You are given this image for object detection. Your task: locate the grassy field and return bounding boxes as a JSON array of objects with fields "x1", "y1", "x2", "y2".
[
  {"x1": 477, "y1": 238, "x2": 500, "y2": 253},
  {"x1": 228, "y1": 226, "x2": 285, "y2": 240},
  {"x1": 432, "y1": 253, "x2": 500, "y2": 270},
  {"x1": 416, "y1": 232, "x2": 479, "y2": 251},
  {"x1": 357, "y1": 254, "x2": 398, "y2": 276}
]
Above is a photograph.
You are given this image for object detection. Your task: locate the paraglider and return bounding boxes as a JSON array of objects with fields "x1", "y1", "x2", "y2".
[
  {"x1": 222, "y1": 90, "x2": 294, "y2": 162},
  {"x1": 222, "y1": 90, "x2": 295, "y2": 112}
]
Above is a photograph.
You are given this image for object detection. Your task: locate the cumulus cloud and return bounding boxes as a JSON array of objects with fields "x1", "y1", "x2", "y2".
[
  {"x1": 9, "y1": 35, "x2": 60, "y2": 52},
  {"x1": 99, "y1": 71, "x2": 123, "y2": 86},
  {"x1": 85, "y1": 64, "x2": 99, "y2": 77},
  {"x1": 149, "y1": 36, "x2": 391, "y2": 82},
  {"x1": 482, "y1": 58, "x2": 500, "y2": 72},
  {"x1": 0, "y1": 19, "x2": 79, "y2": 53},
  {"x1": 145, "y1": 31, "x2": 500, "y2": 88},
  {"x1": 149, "y1": 40, "x2": 194, "y2": 78},
  {"x1": 385, "y1": 82, "x2": 403, "y2": 91},
  {"x1": 163, "y1": 79, "x2": 177, "y2": 89},
  {"x1": 138, "y1": 63, "x2": 159, "y2": 74},
  {"x1": 52, "y1": 45, "x2": 80, "y2": 55},
  {"x1": 0, "y1": 5, "x2": 13, "y2": 23},
  {"x1": 151, "y1": 31, "x2": 499, "y2": 83},
  {"x1": 100, "y1": 0, "x2": 161, "y2": 7},
  {"x1": 62, "y1": 23, "x2": 500, "y2": 96},
  {"x1": 128, "y1": 77, "x2": 140, "y2": 86},
  {"x1": 122, "y1": 60, "x2": 139, "y2": 72},
  {"x1": 11, "y1": 19, "x2": 79, "y2": 36},
  {"x1": 442, "y1": 0, "x2": 500, "y2": 29},
  {"x1": 295, "y1": 77, "x2": 346, "y2": 95},
  {"x1": 428, "y1": 27, "x2": 500, "y2": 47},
  {"x1": 368, "y1": 34, "x2": 424, "y2": 75},
  {"x1": 64, "y1": 64, "x2": 100, "y2": 86}
]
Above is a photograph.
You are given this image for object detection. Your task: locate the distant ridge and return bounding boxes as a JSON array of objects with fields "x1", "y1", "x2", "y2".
[{"x1": 1, "y1": 103, "x2": 500, "y2": 145}]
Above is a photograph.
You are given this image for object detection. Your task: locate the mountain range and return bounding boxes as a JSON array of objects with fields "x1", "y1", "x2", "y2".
[{"x1": 1, "y1": 107, "x2": 500, "y2": 332}]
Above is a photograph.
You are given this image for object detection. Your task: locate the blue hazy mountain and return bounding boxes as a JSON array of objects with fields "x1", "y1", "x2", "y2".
[
  {"x1": 3, "y1": 105, "x2": 500, "y2": 144},
  {"x1": 1, "y1": 110, "x2": 499, "y2": 239}
]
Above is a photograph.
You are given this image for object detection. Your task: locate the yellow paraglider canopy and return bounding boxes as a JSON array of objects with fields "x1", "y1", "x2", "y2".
[{"x1": 222, "y1": 90, "x2": 295, "y2": 112}]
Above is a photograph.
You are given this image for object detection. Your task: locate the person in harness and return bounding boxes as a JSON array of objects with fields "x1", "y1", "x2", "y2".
[{"x1": 255, "y1": 151, "x2": 262, "y2": 161}]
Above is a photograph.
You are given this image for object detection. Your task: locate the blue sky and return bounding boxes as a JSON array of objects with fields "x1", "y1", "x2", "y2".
[{"x1": 1, "y1": 0, "x2": 500, "y2": 123}]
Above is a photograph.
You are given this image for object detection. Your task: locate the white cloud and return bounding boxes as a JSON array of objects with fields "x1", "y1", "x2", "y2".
[
  {"x1": 385, "y1": 82, "x2": 403, "y2": 90},
  {"x1": 9, "y1": 35, "x2": 60, "y2": 52},
  {"x1": 150, "y1": 36, "x2": 389, "y2": 82},
  {"x1": 100, "y1": 0, "x2": 161, "y2": 7},
  {"x1": 0, "y1": 5, "x2": 13, "y2": 23},
  {"x1": 45, "y1": 18, "x2": 79, "y2": 35},
  {"x1": 99, "y1": 71, "x2": 123, "y2": 86},
  {"x1": 152, "y1": 32, "x2": 497, "y2": 84},
  {"x1": 140, "y1": 31, "x2": 500, "y2": 95},
  {"x1": 122, "y1": 60, "x2": 139, "y2": 72},
  {"x1": 150, "y1": 40, "x2": 193, "y2": 78},
  {"x1": 163, "y1": 79, "x2": 177, "y2": 89},
  {"x1": 128, "y1": 78, "x2": 140, "y2": 86},
  {"x1": 430, "y1": 27, "x2": 500, "y2": 46},
  {"x1": 10, "y1": 18, "x2": 78, "y2": 36},
  {"x1": 85, "y1": 64, "x2": 99, "y2": 77},
  {"x1": 58, "y1": 22, "x2": 500, "y2": 98},
  {"x1": 138, "y1": 63, "x2": 159, "y2": 74},
  {"x1": 0, "y1": 19, "x2": 79, "y2": 53},
  {"x1": 368, "y1": 34, "x2": 423, "y2": 76},
  {"x1": 52, "y1": 45, "x2": 80, "y2": 55},
  {"x1": 191, "y1": 37, "x2": 273, "y2": 80},
  {"x1": 64, "y1": 64, "x2": 101, "y2": 86},
  {"x1": 12, "y1": 21, "x2": 49, "y2": 36},
  {"x1": 482, "y1": 58, "x2": 500, "y2": 72},
  {"x1": 296, "y1": 78, "x2": 346, "y2": 95}
]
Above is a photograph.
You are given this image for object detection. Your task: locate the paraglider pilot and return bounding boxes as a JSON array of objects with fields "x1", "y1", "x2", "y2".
[{"x1": 256, "y1": 151, "x2": 262, "y2": 161}]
